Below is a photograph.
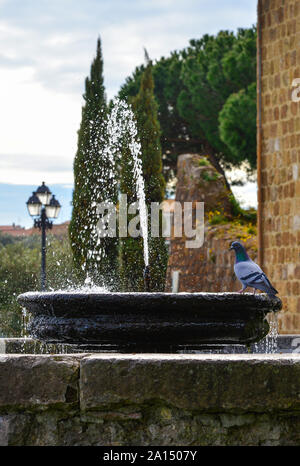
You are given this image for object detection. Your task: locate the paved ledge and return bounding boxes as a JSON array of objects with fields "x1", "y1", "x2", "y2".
[
  {"x1": 0, "y1": 353, "x2": 299, "y2": 445},
  {"x1": 80, "y1": 354, "x2": 300, "y2": 413},
  {"x1": 0, "y1": 338, "x2": 77, "y2": 354},
  {"x1": 0, "y1": 355, "x2": 82, "y2": 410}
]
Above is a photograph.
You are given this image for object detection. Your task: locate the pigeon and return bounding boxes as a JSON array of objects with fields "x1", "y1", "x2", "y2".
[{"x1": 229, "y1": 241, "x2": 278, "y2": 297}]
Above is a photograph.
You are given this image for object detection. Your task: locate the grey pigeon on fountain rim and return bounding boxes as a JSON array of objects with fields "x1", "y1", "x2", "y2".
[{"x1": 229, "y1": 241, "x2": 278, "y2": 297}]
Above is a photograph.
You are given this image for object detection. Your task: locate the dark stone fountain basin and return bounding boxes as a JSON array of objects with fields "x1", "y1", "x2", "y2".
[{"x1": 17, "y1": 292, "x2": 282, "y2": 352}]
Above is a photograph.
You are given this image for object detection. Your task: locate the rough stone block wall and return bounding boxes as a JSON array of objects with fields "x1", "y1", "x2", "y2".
[
  {"x1": 259, "y1": 0, "x2": 300, "y2": 333},
  {"x1": 165, "y1": 223, "x2": 257, "y2": 293},
  {"x1": 165, "y1": 153, "x2": 257, "y2": 293},
  {"x1": 0, "y1": 354, "x2": 300, "y2": 446}
]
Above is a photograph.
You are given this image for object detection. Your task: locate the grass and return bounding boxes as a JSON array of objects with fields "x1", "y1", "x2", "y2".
[
  {"x1": 197, "y1": 158, "x2": 210, "y2": 167},
  {"x1": 201, "y1": 170, "x2": 219, "y2": 182},
  {"x1": 207, "y1": 210, "x2": 228, "y2": 225}
]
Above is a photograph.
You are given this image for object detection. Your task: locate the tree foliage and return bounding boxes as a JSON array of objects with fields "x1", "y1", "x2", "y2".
[
  {"x1": 69, "y1": 38, "x2": 118, "y2": 287},
  {"x1": 178, "y1": 27, "x2": 257, "y2": 172},
  {"x1": 219, "y1": 82, "x2": 257, "y2": 171},
  {"x1": 0, "y1": 233, "x2": 74, "y2": 337},
  {"x1": 119, "y1": 53, "x2": 194, "y2": 181},
  {"x1": 119, "y1": 27, "x2": 257, "y2": 184},
  {"x1": 119, "y1": 60, "x2": 168, "y2": 291}
]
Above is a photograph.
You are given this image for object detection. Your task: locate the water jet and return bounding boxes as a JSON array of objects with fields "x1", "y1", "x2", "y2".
[
  {"x1": 17, "y1": 99, "x2": 282, "y2": 353},
  {"x1": 143, "y1": 265, "x2": 151, "y2": 292}
]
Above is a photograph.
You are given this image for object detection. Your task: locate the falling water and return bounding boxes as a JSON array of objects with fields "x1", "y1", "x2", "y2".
[
  {"x1": 81, "y1": 97, "x2": 149, "y2": 283},
  {"x1": 104, "y1": 98, "x2": 149, "y2": 266},
  {"x1": 84, "y1": 106, "x2": 119, "y2": 280},
  {"x1": 21, "y1": 308, "x2": 29, "y2": 338},
  {"x1": 21, "y1": 307, "x2": 32, "y2": 353},
  {"x1": 265, "y1": 311, "x2": 279, "y2": 353},
  {"x1": 70, "y1": 95, "x2": 149, "y2": 292},
  {"x1": 253, "y1": 311, "x2": 279, "y2": 353}
]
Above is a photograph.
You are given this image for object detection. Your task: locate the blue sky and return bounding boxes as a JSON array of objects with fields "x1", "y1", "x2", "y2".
[
  {"x1": 0, "y1": 0, "x2": 258, "y2": 227},
  {"x1": 0, "y1": 183, "x2": 73, "y2": 228}
]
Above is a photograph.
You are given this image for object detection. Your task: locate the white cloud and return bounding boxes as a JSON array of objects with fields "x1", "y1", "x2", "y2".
[
  {"x1": 0, "y1": 67, "x2": 79, "y2": 184},
  {"x1": 0, "y1": 0, "x2": 257, "y2": 190},
  {"x1": 232, "y1": 183, "x2": 257, "y2": 209},
  {"x1": 0, "y1": 153, "x2": 74, "y2": 185},
  {"x1": 0, "y1": 166, "x2": 74, "y2": 185}
]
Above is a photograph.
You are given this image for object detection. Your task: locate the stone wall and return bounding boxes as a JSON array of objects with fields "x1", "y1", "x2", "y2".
[
  {"x1": 166, "y1": 223, "x2": 257, "y2": 293},
  {"x1": 165, "y1": 153, "x2": 257, "y2": 293},
  {"x1": 0, "y1": 354, "x2": 299, "y2": 446},
  {"x1": 258, "y1": 0, "x2": 300, "y2": 333}
]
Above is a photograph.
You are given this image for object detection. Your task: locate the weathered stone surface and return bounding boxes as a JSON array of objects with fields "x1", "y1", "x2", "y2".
[
  {"x1": 0, "y1": 338, "x2": 71, "y2": 355},
  {"x1": 165, "y1": 222, "x2": 258, "y2": 293},
  {"x1": 165, "y1": 153, "x2": 258, "y2": 295},
  {"x1": 175, "y1": 153, "x2": 232, "y2": 213},
  {"x1": 2, "y1": 335, "x2": 300, "y2": 354},
  {"x1": 17, "y1": 292, "x2": 281, "y2": 349},
  {"x1": 0, "y1": 355, "x2": 81, "y2": 410},
  {"x1": 258, "y1": 0, "x2": 300, "y2": 333},
  {"x1": 0, "y1": 354, "x2": 300, "y2": 445},
  {"x1": 0, "y1": 338, "x2": 38, "y2": 354},
  {"x1": 80, "y1": 354, "x2": 300, "y2": 413}
]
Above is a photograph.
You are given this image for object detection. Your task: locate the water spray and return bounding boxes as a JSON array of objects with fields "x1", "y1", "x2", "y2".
[{"x1": 144, "y1": 265, "x2": 151, "y2": 292}]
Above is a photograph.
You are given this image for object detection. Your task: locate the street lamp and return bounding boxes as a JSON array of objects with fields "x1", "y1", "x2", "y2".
[
  {"x1": 26, "y1": 182, "x2": 61, "y2": 291},
  {"x1": 35, "y1": 181, "x2": 52, "y2": 206},
  {"x1": 46, "y1": 195, "x2": 61, "y2": 220},
  {"x1": 26, "y1": 192, "x2": 42, "y2": 217}
]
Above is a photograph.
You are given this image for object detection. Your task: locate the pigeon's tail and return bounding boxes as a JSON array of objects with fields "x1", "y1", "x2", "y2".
[
  {"x1": 266, "y1": 288, "x2": 278, "y2": 297},
  {"x1": 268, "y1": 285, "x2": 278, "y2": 296},
  {"x1": 250, "y1": 282, "x2": 278, "y2": 297},
  {"x1": 261, "y1": 274, "x2": 278, "y2": 296},
  {"x1": 241, "y1": 271, "x2": 278, "y2": 297}
]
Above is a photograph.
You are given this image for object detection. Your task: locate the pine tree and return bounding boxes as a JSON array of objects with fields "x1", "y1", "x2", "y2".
[
  {"x1": 119, "y1": 55, "x2": 168, "y2": 291},
  {"x1": 69, "y1": 38, "x2": 118, "y2": 287}
]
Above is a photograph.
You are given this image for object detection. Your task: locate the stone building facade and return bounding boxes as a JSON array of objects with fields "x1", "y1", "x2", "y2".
[{"x1": 258, "y1": 0, "x2": 300, "y2": 333}]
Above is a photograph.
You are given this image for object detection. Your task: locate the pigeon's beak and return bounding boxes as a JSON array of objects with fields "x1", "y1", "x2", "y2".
[{"x1": 229, "y1": 246, "x2": 233, "y2": 251}]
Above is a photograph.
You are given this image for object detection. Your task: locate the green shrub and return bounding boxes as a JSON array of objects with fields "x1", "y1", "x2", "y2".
[
  {"x1": 201, "y1": 170, "x2": 219, "y2": 182},
  {"x1": 198, "y1": 158, "x2": 210, "y2": 167},
  {"x1": 0, "y1": 234, "x2": 74, "y2": 337},
  {"x1": 229, "y1": 194, "x2": 257, "y2": 224}
]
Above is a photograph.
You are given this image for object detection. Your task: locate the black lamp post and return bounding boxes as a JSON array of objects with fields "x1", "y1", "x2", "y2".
[{"x1": 26, "y1": 182, "x2": 61, "y2": 291}]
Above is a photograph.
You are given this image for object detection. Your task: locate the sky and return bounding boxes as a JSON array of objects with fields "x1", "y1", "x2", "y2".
[{"x1": 0, "y1": 0, "x2": 258, "y2": 227}]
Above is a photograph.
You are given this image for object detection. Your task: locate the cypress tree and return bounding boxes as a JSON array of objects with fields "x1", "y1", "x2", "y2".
[
  {"x1": 69, "y1": 38, "x2": 118, "y2": 287},
  {"x1": 119, "y1": 140, "x2": 145, "y2": 291},
  {"x1": 119, "y1": 55, "x2": 168, "y2": 291}
]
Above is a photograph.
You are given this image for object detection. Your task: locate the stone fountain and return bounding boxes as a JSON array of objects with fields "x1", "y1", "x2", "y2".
[
  {"x1": 17, "y1": 99, "x2": 282, "y2": 353},
  {"x1": 17, "y1": 291, "x2": 282, "y2": 352}
]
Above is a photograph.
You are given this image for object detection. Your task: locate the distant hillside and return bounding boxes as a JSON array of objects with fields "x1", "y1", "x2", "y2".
[{"x1": 0, "y1": 221, "x2": 70, "y2": 238}]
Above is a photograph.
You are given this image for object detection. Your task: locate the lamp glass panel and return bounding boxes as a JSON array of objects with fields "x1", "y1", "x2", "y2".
[
  {"x1": 55, "y1": 205, "x2": 61, "y2": 218},
  {"x1": 36, "y1": 192, "x2": 51, "y2": 205},
  {"x1": 45, "y1": 205, "x2": 57, "y2": 218},
  {"x1": 27, "y1": 203, "x2": 41, "y2": 217}
]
